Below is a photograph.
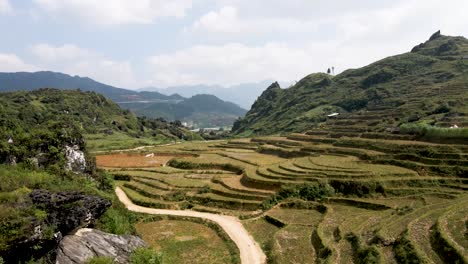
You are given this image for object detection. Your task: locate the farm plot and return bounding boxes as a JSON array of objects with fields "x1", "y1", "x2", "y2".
[{"x1": 136, "y1": 220, "x2": 234, "y2": 264}]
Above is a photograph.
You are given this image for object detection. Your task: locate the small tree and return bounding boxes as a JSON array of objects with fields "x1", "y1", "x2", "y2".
[{"x1": 327, "y1": 68, "x2": 331, "y2": 74}]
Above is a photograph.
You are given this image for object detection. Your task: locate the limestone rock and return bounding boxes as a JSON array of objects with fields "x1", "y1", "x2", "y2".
[
  {"x1": 64, "y1": 145, "x2": 86, "y2": 173},
  {"x1": 56, "y1": 228, "x2": 147, "y2": 264}
]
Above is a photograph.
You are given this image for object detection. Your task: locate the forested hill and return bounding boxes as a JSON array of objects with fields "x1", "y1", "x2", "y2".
[
  {"x1": 233, "y1": 31, "x2": 468, "y2": 136},
  {"x1": 0, "y1": 88, "x2": 199, "y2": 143}
]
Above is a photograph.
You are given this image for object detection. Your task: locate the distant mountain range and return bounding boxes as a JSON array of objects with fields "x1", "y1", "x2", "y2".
[
  {"x1": 0, "y1": 71, "x2": 247, "y2": 128},
  {"x1": 139, "y1": 80, "x2": 289, "y2": 110}
]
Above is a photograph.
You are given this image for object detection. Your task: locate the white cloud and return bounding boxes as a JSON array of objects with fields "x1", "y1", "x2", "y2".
[
  {"x1": 0, "y1": 0, "x2": 12, "y2": 14},
  {"x1": 30, "y1": 44, "x2": 136, "y2": 88},
  {"x1": 191, "y1": 6, "x2": 319, "y2": 35},
  {"x1": 34, "y1": 0, "x2": 192, "y2": 25},
  {"x1": 171, "y1": 0, "x2": 468, "y2": 87},
  {"x1": 31, "y1": 44, "x2": 92, "y2": 62},
  {"x1": 146, "y1": 42, "x2": 336, "y2": 87},
  {"x1": 0, "y1": 54, "x2": 37, "y2": 72}
]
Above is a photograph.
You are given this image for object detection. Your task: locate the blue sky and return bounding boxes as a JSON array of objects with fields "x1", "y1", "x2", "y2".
[{"x1": 1, "y1": 0, "x2": 467, "y2": 89}]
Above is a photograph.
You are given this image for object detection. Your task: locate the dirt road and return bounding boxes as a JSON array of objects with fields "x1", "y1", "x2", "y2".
[{"x1": 115, "y1": 187, "x2": 266, "y2": 264}]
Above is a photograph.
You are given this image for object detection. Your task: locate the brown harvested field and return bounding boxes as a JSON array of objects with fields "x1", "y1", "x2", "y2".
[{"x1": 96, "y1": 153, "x2": 193, "y2": 168}]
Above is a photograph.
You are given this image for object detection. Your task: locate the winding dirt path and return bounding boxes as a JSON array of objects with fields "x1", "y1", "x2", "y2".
[{"x1": 115, "y1": 187, "x2": 266, "y2": 264}]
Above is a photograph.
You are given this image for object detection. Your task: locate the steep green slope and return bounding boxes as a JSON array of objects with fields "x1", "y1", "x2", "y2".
[{"x1": 233, "y1": 32, "x2": 468, "y2": 136}]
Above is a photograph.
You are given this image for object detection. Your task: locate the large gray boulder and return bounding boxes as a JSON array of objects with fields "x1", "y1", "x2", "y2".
[{"x1": 56, "y1": 228, "x2": 147, "y2": 264}]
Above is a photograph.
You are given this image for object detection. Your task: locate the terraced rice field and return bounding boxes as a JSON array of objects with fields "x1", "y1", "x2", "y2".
[{"x1": 98, "y1": 133, "x2": 467, "y2": 263}]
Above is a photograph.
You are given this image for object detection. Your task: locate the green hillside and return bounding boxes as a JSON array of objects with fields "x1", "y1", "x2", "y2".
[
  {"x1": 0, "y1": 88, "x2": 201, "y2": 153},
  {"x1": 233, "y1": 32, "x2": 468, "y2": 138},
  {"x1": 0, "y1": 71, "x2": 247, "y2": 128}
]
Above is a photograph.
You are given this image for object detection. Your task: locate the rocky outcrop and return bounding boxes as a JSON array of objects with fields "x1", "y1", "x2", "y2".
[
  {"x1": 64, "y1": 145, "x2": 86, "y2": 173},
  {"x1": 429, "y1": 30, "x2": 441, "y2": 41},
  {"x1": 30, "y1": 189, "x2": 111, "y2": 235},
  {"x1": 56, "y1": 228, "x2": 147, "y2": 264},
  {"x1": 2, "y1": 190, "x2": 112, "y2": 263}
]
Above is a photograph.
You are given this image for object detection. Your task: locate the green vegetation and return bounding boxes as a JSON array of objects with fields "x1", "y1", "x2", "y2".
[
  {"x1": 0, "y1": 88, "x2": 200, "y2": 262},
  {"x1": 233, "y1": 33, "x2": 468, "y2": 139},
  {"x1": 129, "y1": 247, "x2": 163, "y2": 264},
  {"x1": 96, "y1": 200, "x2": 139, "y2": 235},
  {"x1": 84, "y1": 248, "x2": 163, "y2": 264},
  {"x1": 262, "y1": 183, "x2": 335, "y2": 209},
  {"x1": 400, "y1": 123, "x2": 468, "y2": 140},
  {"x1": 104, "y1": 135, "x2": 467, "y2": 263},
  {"x1": 0, "y1": 88, "x2": 201, "y2": 157},
  {"x1": 0, "y1": 164, "x2": 113, "y2": 261}
]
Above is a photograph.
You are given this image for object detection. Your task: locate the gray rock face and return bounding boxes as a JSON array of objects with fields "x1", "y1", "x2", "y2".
[
  {"x1": 64, "y1": 145, "x2": 86, "y2": 173},
  {"x1": 30, "y1": 189, "x2": 112, "y2": 234},
  {"x1": 2, "y1": 190, "x2": 112, "y2": 263},
  {"x1": 56, "y1": 228, "x2": 147, "y2": 264}
]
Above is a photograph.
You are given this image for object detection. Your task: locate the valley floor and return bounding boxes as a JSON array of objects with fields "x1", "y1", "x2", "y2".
[{"x1": 97, "y1": 133, "x2": 467, "y2": 264}]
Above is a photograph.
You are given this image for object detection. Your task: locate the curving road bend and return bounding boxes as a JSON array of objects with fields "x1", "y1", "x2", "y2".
[{"x1": 115, "y1": 187, "x2": 266, "y2": 264}]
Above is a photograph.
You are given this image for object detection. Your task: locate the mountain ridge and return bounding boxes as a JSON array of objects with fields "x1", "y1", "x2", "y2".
[
  {"x1": 0, "y1": 71, "x2": 246, "y2": 128},
  {"x1": 139, "y1": 80, "x2": 286, "y2": 109},
  {"x1": 233, "y1": 32, "x2": 468, "y2": 136}
]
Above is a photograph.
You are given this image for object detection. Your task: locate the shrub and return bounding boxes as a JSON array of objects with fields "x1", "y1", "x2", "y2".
[
  {"x1": 96, "y1": 202, "x2": 138, "y2": 235},
  {"x1": 197, "y1": 185, "x2": 211, "y2": 194},
  {"x1": 262, "y1": 182, "x2": 335, "y2": 209},
  {"x1": 130, "y1": 247, "x2": 162, "y2": 264},
  {"x1": 112, "y1": 174, "x2": 131, "y2": 181}
]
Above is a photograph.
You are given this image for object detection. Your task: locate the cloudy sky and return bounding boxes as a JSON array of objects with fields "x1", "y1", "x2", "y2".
[{"x1": 1, "y1": 0, "x2": 467, "y2": 89}]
